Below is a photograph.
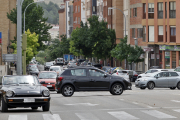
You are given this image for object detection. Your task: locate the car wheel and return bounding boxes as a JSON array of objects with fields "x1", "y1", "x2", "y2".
[
  {"x1": 56, "y1": 91, "x2": 60, "y2": 93},
  {"x1": 31, "y1": 107, "x2": 38, "y2": 110},
  {"x1": 110, "y1": 83, "x2": 123, "y2": 95},
  {"x1": 177, "y1": 82, "x2": 180, "y2": 90},
  {"x1": 140, "y1": 87, "x2": 146, "y2": 90},
  {"x1": 1, "y1": 97, "x2": 8, "y2": 112},
  {"x1": 170, "y1": 87, "x2": 176, "y2": 90},
  {"x1": 147, "y1": 82, "x2": 155, "y2": 90},
  {"x1": 62, "y1": 85, "x2": 74, "y2": 97},
  {"x1": 42, "y1": 102, "x2": 50, "y2": 111}
]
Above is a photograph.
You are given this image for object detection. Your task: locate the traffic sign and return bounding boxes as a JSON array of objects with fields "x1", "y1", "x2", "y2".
[{"x1": 2, "y1": 54, "x2": 17, "y2": 62}]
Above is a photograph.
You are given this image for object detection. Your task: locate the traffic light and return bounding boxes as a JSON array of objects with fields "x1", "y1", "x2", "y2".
[{"x1": 22, "y1": 34, "x2": 27, "y2": 51}]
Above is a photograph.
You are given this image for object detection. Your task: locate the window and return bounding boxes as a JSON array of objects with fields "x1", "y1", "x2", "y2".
[
  {"x1": 169, "y1": 72, "x2": 178, "y2": 77},
  {"x1": 158, "y1": 3, "x2": 163, "y2": 18},
  {"x1": 143, "y1": 26, "x2": 146, "y2": 42},
  {"x1": 157, "y1": 72, "x2": 169, "y2": 77},
  {"x1": 133, "y1": 8, "x2": 137, "y2": 17},
  {"x1": 143, "y1": 3, "x2": 146, "y2": 19},
  {"x1": 132, "y1": 28, "x2": 135, "y2": 38},
  {"x1": 78, "y1": 6, "x2": 80, "y2": 12},
  {"x1": 71, "y1": 69, "x2": 86, "y2": 76},
  {"x1": 78, "y1": 17, "x2": 80, "y2": 24},
  {"x1": 148, "y1": 3, "x2": 154, "y2": 18},
  {"x1": 158, "y1": 26, "x2": 163, "y2": 42},
  {"x1": 138, "y1": 28, "x2": 143, "y2": 38},
  {"x1": 169, "y1": 2, "x2": 176, "y2": 18},
  {"x1": 75, "y1": 6, "x2": 77, "y2": 13},
  {"x1": 108, "y1": 9, "x2": 111, "y2": 15},
  {"x1": 89, "y1": 69, "x2": 104, "y2": 77},
  {"x1": 170, "y1": 26, "x2": 176, "y2": 36},
  {"x1": 130, "y1": 8, "x2": 131, "y2": 17},
  {"x1": 149, "y1": 26, "x2": 154, "y2": 42}
]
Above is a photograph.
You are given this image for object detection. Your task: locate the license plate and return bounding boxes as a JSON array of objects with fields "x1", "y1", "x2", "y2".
[
  {"x1": 47, "y1": 85, "x2": 52, "y2": 87},
  {"x1": 24, "y1": 98, "x2": 35, "y2": 103}
]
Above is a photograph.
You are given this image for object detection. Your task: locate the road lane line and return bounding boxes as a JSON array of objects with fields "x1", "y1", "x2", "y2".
[
  {"x1": 141, "y1": 110, "x2": 176, "y2": 119},
  {"x1": 43, "y1": 114, "x2": 61, "y2": 120},
  {"x1": 119, "y1": 99, "x2": 124, "y2": 101},
  {"x1": 108, "y1": 111, "x2": 139, "y2": 120},
  {"x1": 75, "y1": 113, "x2": 99, "y2": 120},
  {"x1": 8, "y1": 115, "x2": 27, "y2": 120},
  {"x1": 132, "y1": 102, "x2": 138, "y2": 104},
  {"x1": 171, "y1": 100, "x2": 180, "y2": 103},
  {"x1": 173, "y1": 109, "x2": 180, "y2": 113}
]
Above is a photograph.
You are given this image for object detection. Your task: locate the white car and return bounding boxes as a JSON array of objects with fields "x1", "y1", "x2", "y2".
[
  {"x1": 56, "y1": 58, "x2": 64, "y2": 65},
  {"x1": 49, "y1": 66, "x2": 62, "y2": 74},
  {"x1": 67, "y1": 61, "x2": 77, "y2": 67},
  {"x1": 137, "y1": 69, "x2": 174, "y2": 79},
  {"x1": 112, "y1": 70, "x2": 130, "y2": 82}
]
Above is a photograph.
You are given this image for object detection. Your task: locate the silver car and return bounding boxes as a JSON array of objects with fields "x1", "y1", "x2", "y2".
[
  {"x1": 67, "y1": 61, "x2": 77, "y2": 67},
  {"x1": 135, "y1": 71, "x2": 180, "y2": 90}
]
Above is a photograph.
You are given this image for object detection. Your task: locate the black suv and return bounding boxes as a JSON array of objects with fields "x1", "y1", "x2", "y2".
[{"x1": 55, "y1": 67, "x2": 132, "y2": 97}]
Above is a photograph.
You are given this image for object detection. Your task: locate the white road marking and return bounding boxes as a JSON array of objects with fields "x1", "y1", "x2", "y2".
[
  {"x1": 119, "y1": 99, "x2": 124, "y2": 101},
  {"x1": 173, "y1": 109, "x2": 180, "y2": 113},
  {"x1": 141, "y1": 110, "x2": 176, "y2": 119},
  {"x1": 8, "y1": 115, "x2": 27, "y2": 120},
  {"x1": 42, "y1": 114, "x2": 61, "y2": 120},
  {"x1": 132, "y1": 102, "x2": 138, "y2": 104},
  {"x1": 146, "y1": 106, "x2": 154, "y2": 108},
  {"x1": 75, "y1": 113, "x2": 99, "y2": 120},
  {"x1": 108, "y1": 111, "x2": 139, "y2": 120},
  {"x1": 171, "y1": 100, "x2": 180, "y2": 103},
  {"x1": 64, "y1": 103, "x2": 98, "y2": 106}
]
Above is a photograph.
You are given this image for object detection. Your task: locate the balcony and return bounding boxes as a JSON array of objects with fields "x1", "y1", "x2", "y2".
[{"x1": 170, "y1": 36, "x2": 176, "y2": 42}]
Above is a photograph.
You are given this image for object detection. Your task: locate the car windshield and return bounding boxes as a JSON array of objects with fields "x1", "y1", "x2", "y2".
[
  {"x1": 39, "y1": 72, "x2": 57, "y2": 79},
  {"x1": 3, "y1": 76, "x2": 37, "y2": 85},
  {"x1": 50, "y1": 67, "x2": 60, "y2": 71}
]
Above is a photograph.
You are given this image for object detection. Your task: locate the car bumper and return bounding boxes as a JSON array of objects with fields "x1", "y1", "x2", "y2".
[
  {"x1": 42, "y1": 84, "x2": 55, "y2": 91},
  {"x1": 5, "y1": 97, "x2": 50, "y2": 107},
  {"x1": 135, "y1": 81, "x2": 147, "y2": 88}
]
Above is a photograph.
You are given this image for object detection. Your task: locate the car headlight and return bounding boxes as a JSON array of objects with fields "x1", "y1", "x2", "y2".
[
  {"x1": 42, "y1": 90, "x2": 50, "y2": 97},
  {"x1": 6, "y1": 90, "x2": 14, "y2": 97}
]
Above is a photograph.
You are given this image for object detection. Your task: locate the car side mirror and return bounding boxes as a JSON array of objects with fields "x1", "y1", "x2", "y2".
[
  {"x1": 40, "y1": 81, "x2": 45, "y2": 84},
  {"x1": 155, "y1": 76, "x2": 159, "y2": 79},
  {"x1": 104, "y1": 74, "x2": 107, "y2": 77}
]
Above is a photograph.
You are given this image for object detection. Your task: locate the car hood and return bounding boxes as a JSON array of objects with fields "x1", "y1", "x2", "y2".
[
  {"x1": 111, "y1": 75, "x2": 124, "y2": 79},
  {"x1": 39, "y1": 79, "x2": 56, "y2": 83},
  {"x1": 2, "y1": 85, "x2": 42, "y2": 95}
]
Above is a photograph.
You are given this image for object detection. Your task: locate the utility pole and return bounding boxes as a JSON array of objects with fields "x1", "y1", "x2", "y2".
[{"x1": 17, "y1": 0, "x2": 24, "y2": 75}]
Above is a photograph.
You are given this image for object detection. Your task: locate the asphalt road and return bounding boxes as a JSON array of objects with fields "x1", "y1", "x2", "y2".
[{"x1": 1, "y1": 84, "x2": 180, "y2": 120}]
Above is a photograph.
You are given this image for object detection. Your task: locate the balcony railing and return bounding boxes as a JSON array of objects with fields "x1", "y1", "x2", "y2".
[
  {"x1": 158, "y1": 35, "x2": 163, "y2": 42},
  {"x1": 170, "y1": 36, "x2": 176, "y2": 42}
]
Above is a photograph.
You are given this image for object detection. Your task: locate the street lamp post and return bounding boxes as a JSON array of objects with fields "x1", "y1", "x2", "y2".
[
  {"x1": 24, "y1": 0, "x2": 44, "y2": 33},
  {"x1": 108, "y1": 7, "x2": 126, "y2": 37}
]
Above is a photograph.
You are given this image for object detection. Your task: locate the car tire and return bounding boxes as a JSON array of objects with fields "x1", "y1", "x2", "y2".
[
  {"x1": 62, "y1": 85, "x2": 74, "y2": 97},
  {"x1": 1, "y1": 97, "x2": 8, "y2": 112},
  {"x1": 147, "y1": 82, "x2": 155, "y2": 90},
  {"x1": 56, "y1": 91, "x2": 60, "y2": 93},
  {"x1": 110, "y1": 83, "x2": 123, "y2": 95},
  {"x1": 31, "y1": 107, "x2": 38, "y2": 110},
  {"x1": 177, "y1": 82, "x2": 180, "y2": 90},
  {"x1": 170, "y1": 87, "x2": 176, "y2": 90},
  {"x1": 140, "y1": 87, "x2": 146, "y2": 90},
  {"x1": 42, "y1": 102, "x2": 50, "y2": 111}
]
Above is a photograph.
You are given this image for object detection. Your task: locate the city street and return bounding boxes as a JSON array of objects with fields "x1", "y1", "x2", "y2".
[{"x1": 1, "y1": 83, "x2": 180, "y2": 120}]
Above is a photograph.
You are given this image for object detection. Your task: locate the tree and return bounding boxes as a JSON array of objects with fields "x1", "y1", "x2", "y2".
[
  {"x1": 12, "y1": 29, "x2": 39, "y2": 64},
  {"x1": 7, "y1": 0, "x2": 52, "y2": 50}
]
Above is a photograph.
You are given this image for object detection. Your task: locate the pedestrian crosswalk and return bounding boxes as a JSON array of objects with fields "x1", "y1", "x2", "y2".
[{"x1": 4, "y1": 108, "x2": 180, "y2": 120}]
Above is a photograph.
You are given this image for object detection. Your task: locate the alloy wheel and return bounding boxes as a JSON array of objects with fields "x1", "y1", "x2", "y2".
[{"x1": 113, "y1": 84, "x2": 123, "y2": 94}]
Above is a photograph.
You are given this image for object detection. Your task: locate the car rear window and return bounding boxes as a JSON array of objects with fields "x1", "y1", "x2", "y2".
[
  {"x1": 61, "y1": 70, "x2": 72, "y2": 76},
  {"x1": 151, "y1": 70, "x2": 158, "y2": 73}
]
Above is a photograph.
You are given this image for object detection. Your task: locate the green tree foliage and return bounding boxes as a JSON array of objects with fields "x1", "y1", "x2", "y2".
[
  {"x1": 70, "y1": 16, "x2": 116, "y2": 59},
  {"x1": 7, "y1": 0, "x2": 52, "y2": 50},
  {"x1": 37, "y1": 1, "x2": 60, "y2": 24},
  {"x1": 12, "y1": 29, "x2": 39, "y2": 64}
]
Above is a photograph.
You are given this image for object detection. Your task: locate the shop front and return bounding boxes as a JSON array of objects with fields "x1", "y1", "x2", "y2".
[{"x1": 159, "y1": 45, "x2": 180, "y2": 69}]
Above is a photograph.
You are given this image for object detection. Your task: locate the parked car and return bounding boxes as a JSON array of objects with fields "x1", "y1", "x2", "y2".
[
  {"x1": 93, "y1": 63, "x2": 103, "y2": 69},
  {"x1": 102, "y1": 66, "x2": 112, "y2": 73},
  {"x1": 38, "y1": 71, "x2": 57, "y2": 91},
  {"x1": 27, "y1": 64, "x2": 37, "y2": 71},
  {"x1": 137, "y1": 69, "x2": 170, "y2": 78},
  {"x1": 149, "y1": 66, "x2": 161, "y2": 69},
  {"x1": 77, "y1": 59, "x2": 86, "y2": 66},
  {"x1": 135, "y1": 71, "x2": 180, "y2": 90},
  {"x1": 44, "y1": 62, "x2": 53, "y2": 70},
  {"x1": 28, "y1": 67, "x2": 39, "y2": 76},
  {"x1": 174, "y1": 66, "x2": 180, "y2": 72},
  {"x1": 49, "y1": 66, "x2": 61, "y2": 74},
  {"x1": 55, "y1": 67, "x2": 132, "y2": 97},
  {"x1": 67, "y1": 61, "x2": 77, "y2": 67},
  {"x1": 132, "y1": 71, "x2": 139, "y2": 82},
  {"x1": 0, "y1": 75, "x2": 50, "y2": 112}
]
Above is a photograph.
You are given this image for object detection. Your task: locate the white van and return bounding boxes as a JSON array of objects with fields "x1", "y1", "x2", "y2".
[{"x1": 56, "y1": 58, "x2": 64, "y2": 65}]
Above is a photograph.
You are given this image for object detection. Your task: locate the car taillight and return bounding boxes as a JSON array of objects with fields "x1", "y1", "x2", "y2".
[
  {"x1": 76, "y1": 63, "x2": 77, "y2": 65},
  {"x1": 58, "y1": 77, "x2": 64, "y2": 82},
  {"x1": 69, "y1": 63, "x2": 70, "y2": 65},
  {"x1": 134, "y1": 74, "x2": 138, "y2": 76},
  {"x1": 127, "y1": 73, "x2": 129, "y2": 75},
  {"x1": 116, "y1": 72, "x2": 118, "y2": 75}
]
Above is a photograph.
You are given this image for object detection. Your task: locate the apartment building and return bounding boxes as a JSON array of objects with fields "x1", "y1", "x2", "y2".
[
  {"x1": 0, "y1": 0, "x2": 16, "y2": 65},
  {"x1": 73, "y1": 0, "x2": 81, "y2": 28}
]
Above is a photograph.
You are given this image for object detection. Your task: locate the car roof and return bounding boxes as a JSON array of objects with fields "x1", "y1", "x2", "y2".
[
  {"x1": 39, "y1": 71, "x2": 56, "y2": 73},
  {"x1": 67, "y1": 66, "x2": 97, "y2": 69}
]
